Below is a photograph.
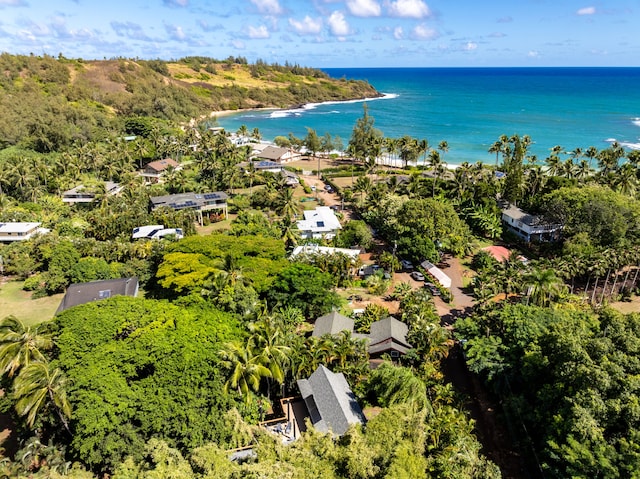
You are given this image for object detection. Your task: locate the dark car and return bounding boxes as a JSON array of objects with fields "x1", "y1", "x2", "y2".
[{"x1": 425, "y1": 282, "x2": 441, "y2": 295}]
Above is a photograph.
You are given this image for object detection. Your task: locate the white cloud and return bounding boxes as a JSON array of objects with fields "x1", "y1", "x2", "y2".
[
  {"x1": 489, "y1": 32, "x2": 506, "y2": 38},
  {"x1": 387, "y1": 0, "x2": 430, "y2": 19},
  {"x1": 328, "y1": 11, "x2": 351, "y2": 37},
  {"x1": 250, "y1": 0, "x2": 283, "y2": 15},
  {"x1": 198, "y1": 20, "x2": 223, "y2": 32},
  {"x1": 577, "y1": 6, "x2": 596, "y2": 15},
  {"x1": 163, "y1": 0, "x2": 188, "y2": 7},
  {"x1": 231, "y1": 39, "x2": 246, "y2": 49},
  {"x1": 47, "y1": 16, "x2": 96, "y2": 41},
  {"x1": 111, "y1": 21, "x2": 154, "y2": 41},
  {"x1": 346, "y1": 0, "x2": 381, "y2": 17},
  {"x1": 497, "y1": 16, "x2": 513, "y2": 23},
  {"x1": 165, "y1": 24, "x2": 186, "y2": 41},
  {"x1": 410, "y1": 23, "x2": 437, "y2": 40},
  {"x1": 289, "y1": 16, "x2": 323, "y2": 35},
  {"x1": 248, "y1": 25, "x2": 270, "y2": 38},
  {"x1": 393, "y1": 26, "x2": 403, "y2": 39},
  {"x1": 464, "y1": 41, "x2": 477, "y2": 51},
  {"x1": 528, "y1": 50, "x2": 540, "y2": 57},
  {"x1": 16, "y1": 18, "x2": 49, "y2": 36},
  {"x1": 0, "y1": 0, "x2": 27, "y2": 6}
]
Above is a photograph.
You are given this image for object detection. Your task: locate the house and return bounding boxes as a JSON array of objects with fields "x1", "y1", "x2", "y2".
[
  {"x1": 140, "y1": 158, "x2": 179, "y2": 184},
  {"x1": 367, "y1": 317, "x2": 412, "y2": 359},
  {"x1": 310, "y1": 313, "x2": 412, "y2": 360},
  {"x1": 62, "y1": 182, "x2": 121, "y2": 204},
  {"x1": 297, "y1": 365, "x2": 366, "y2": 436},
  {"x1": 501, "y1": 204, "x2": 561, "y2": 243},
  {"x1": 282, "y1": 170, "x2": 300, "y2": 186},
  {"x1": 131, "y1": 225, "x2": 184, "y2": 240},
  {"x1": 312, "y1": 311, "x2": 355, "y2": 337},
  {"x1": 56, "y1": 277, "x2": 139, "y2": 314},
  {"x1": 256, "y1": 145, "x2": 301, "y2": 164},
  {"x1": 0, "y1": 222, "x2": 50, "y2": 242},
  {"x1": 290, "y1": 244, "x2": 361, "y2": 261},
  {"x1": 240, "y1": 160, "x2": 285, "y2": 174},
  {"x1": 297, "y1": 207, "x2": 341, "y2": 240},
  {"x1": 149, "y1": 191, "x2": 228, "y2": 225}
]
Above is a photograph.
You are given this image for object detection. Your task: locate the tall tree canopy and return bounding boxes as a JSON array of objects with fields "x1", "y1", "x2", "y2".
[{"x1": 50, "y1": 296, "x2": 245, "y2": 471}]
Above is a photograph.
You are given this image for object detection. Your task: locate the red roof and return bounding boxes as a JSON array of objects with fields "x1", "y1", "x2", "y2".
[{"x1": 482, "y1": 245, "x2": 511, "y2": 262}]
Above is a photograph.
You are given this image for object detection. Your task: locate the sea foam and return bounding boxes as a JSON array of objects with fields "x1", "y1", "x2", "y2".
[
  {"x1": 267, "y1": 93, "x2": 397, "y2": 119},
  {"x1": 632, "y1": 117, "x2": 640, "y2": 127}
]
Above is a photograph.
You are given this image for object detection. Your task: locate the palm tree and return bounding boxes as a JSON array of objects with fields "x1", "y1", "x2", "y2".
[
  {"x1": 524, "y1": 268, "x2": 566, "y2": 307},
  {"x1": 488, "y1": 140, "x2": 502, "y2": 167},
  {"x1": 397, "y1": 135, "x2": 419, "y2": 168},
  {"x1": 279, "y1": 216, "x2": 301, "y2": 249},
  {"x1": 575, "y1": 159, "x2": 594, "y2": 182},
  {"x1": 219, "y1": 342, "x2": 272, "y2": 402},
  {"x1": 544, "y1": 154, "x2": 562, "y2": 177},
  {"x1": 237, "y1": 124, "x2": 249, "y2": 138},
  {"x1": 247, "y1": 317, "x2": 291, "y2": 388},
  {"x1": 353, "y1": 175, "x2": 373, "y2": 204},
  {"x1": 12, "y1": 361, "x2": 72, "y2": 432},
  {"x1": 614, "y1": 163, "x2": 637, "y2": 196},
  {"x1": 0, "y1": 317, "x2": 53, "y2": 378},
  {"x1": 428, "y1": 149, "x2": 443, "y2": 198},
  {"x1": 276, "y1": 188, "x2": 302, "y2": 219}
]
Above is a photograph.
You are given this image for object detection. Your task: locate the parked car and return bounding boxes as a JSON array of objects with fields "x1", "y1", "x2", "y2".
[
  {"x1": 425, "y1": 282, "x2": 441, "y2": 296},
  {"x1": 400, "y1": 260, "x2": 414, "y2": 271},
  {"x1": 410, "y1": 271, "x2": 425, "y2": 281}
]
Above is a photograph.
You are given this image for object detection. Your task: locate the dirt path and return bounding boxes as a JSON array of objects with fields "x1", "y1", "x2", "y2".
[{"x1": 437, "y1": 258, "x2": 529, "y2": 479}]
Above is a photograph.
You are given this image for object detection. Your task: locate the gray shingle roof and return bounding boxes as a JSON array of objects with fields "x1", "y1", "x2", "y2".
[
  {"x1": 297, "y1": 365, "x2": 366, "y2": 436},
  {"x1": 312, "y1": 311, "x2": 354, "y2": 337},
  {"x1": 56, "y1": 277, "x2": 139, "y2": 314},
  {"x1": 368, "y1": 317, "x2": 412, "y2": 356}
]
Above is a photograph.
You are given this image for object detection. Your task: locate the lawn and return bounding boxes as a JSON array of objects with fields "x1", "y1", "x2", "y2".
[{"x1": 0, "y1": 279, "x2": 62, "y2": 326}]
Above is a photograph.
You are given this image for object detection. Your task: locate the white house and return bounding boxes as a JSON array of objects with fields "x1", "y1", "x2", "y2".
[
  {"x1": 290, "y1": 244, "x2": 360, "y2": 260},
  {"x1": 0, "y1": 222, "x2": 50, "y2": 242},
  {"x1": 132, "y1": 225, "x2": 184, "y2": 240},
  {"x1": 297, "y1": 207, "x2": 341, "y2": 240},
  {"x1": 501, "y1": 204, "x2": 561, "y2": 243}
]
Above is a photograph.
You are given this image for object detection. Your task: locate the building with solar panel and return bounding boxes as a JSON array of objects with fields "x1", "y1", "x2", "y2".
[{"x1": 149, "y1": 191, "x2": 228, "y2": 225}]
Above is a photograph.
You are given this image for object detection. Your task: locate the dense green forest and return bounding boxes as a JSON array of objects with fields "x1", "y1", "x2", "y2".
[{"x1": 3, "y1": 53, "x2": 640, "y2": 478}]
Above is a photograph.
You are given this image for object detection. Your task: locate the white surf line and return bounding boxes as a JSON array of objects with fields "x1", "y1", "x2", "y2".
[{"x1": 268, "y1": 93, "x2": 398, "y2": 119}]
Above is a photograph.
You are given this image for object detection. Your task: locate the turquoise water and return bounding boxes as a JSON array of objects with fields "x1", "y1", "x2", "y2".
[{"x1": 216, "y1": 67, "x2": 640, "y2": 165}]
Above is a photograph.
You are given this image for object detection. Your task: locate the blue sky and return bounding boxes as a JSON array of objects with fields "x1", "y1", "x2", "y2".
[{"x1": 0, "y1": 0, "x2": 638, "y2": 67}]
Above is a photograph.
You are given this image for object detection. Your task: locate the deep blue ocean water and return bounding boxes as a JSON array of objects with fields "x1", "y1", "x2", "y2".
[{"x1": 216, "y1": 67, "x2": 640, "y2": 165}]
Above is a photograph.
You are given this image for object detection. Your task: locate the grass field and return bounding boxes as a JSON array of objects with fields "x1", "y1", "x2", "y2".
[{"x1": 0, "y1": 279, "x2": 61, "y2": 326}]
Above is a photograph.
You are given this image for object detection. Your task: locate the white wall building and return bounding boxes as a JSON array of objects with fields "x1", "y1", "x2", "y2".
[
  {"x1": 0, "y1": 222, "x2": 50, "y2": 242},
  {"x1": 296, "y1": 207, "x2": 342, "y2": 240},
  {"x1": 501, "y1": 204, "x2": 562, "y2": 243}
]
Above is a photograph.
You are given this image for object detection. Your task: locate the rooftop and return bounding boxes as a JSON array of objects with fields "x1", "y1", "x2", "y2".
[
  {"x1": 297, "y1": 365, "x2": 366, "y2": 436},
  {"x1": 56, "y1": 277, "x2": 139, "y2": 314}
]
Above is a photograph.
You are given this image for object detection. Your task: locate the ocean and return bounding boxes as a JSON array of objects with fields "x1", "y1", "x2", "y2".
[{"x1": 216, "y1": 67, "x2": 640, "y2": 165}]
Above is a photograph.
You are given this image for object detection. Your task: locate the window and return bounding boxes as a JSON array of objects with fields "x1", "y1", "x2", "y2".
[{"x1": 98, "y1": 290, "x2": 111, "y2": 299}]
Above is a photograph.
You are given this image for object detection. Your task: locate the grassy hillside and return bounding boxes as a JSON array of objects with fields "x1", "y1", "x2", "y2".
[{"x1": 0, "y1": 54, "x2": 379, "y2": 151}]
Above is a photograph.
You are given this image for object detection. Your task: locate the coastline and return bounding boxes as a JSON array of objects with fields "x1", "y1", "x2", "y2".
[{"x1": 209, "y1": 92, "x2": 392, "y2": 122}]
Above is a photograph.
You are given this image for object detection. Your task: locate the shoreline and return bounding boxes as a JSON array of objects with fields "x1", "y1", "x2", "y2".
[{"x1": 208, "y1": 92, "x2": 393, "y2": 122}]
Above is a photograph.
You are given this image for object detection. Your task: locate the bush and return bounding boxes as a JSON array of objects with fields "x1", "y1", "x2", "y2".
[{"x1": 23, "y1": 274, "x2": 44, "y2": 291}]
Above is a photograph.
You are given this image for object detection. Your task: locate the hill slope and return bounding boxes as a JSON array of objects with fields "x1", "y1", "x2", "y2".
[{"x1": 0, "y1": 54, "x2": 380, "y2": 152}]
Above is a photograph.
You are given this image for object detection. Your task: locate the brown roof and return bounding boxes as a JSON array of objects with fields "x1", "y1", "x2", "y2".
[{"x1": 145, "y1": 158, "x2": 178, "y2": 173}]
